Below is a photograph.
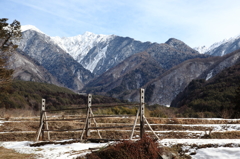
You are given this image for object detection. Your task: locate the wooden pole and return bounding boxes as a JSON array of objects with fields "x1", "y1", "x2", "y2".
[
  {"x1": 35, "y1": 99, "x2": 45, "y2": 142},
  {"x1": 140, "y1": 88, "x2": 145, "y2": 139},
  {"x1": 143, "y1": 115, "x2": 160, "y2": 140},
  {"x1": 42, "y1": 99, "x2": 50, "y2": 141},
  {"x1": 86, "y1": 94, "x2": 92, "y2": 137},
  {"x1": 89, "y1": 108, "x2": 102, "y2": 139},
  {"x1": 81, "y1": 94, "x2": 92, "y2": 140},
  {"x1": 35, "y1": 112, "x2": 44, "y2": 142},
  {"x1": 41, "y1": 99, "x2": 46, "y2": 140},
  {"x1": 130, "y1": 107, "x2": 140, "y2": 140}
]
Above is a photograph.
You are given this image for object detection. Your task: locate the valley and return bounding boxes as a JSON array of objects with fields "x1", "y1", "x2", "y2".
[{"x1": 1, "y1": 23, "x2": 240, "y2": 159}]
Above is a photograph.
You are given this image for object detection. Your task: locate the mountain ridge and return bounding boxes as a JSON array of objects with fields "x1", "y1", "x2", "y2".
[{"x1": 17, "y1": 29, "x2": 94, "y2": 90}]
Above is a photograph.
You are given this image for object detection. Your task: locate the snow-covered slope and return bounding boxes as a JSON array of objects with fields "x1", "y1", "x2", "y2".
[
  {"x1": 51, "y1": 32, "x2": 153, "y2": 75},
  {"x1": 20, "y1": 25, "x2": 153, "y2": 76},
  {"x1": 193, "y1": 46, "x2": 208, "y2": 54},
  {"x1": 21, "y1": 25, "x2": 44, "y2": 34},
  {"x1": 194, "y1": 34, "x2": 240, "y2": 56},
  {"x1": 18, "y1": 28, "x2": 94, "y2": 90},
  {"x1": 51, "y1": 32, "x2": 115, "y2": 72}
]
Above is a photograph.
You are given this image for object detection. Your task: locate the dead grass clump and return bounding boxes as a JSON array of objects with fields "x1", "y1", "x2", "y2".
[
  {"x1": 201, "y1": 129, "x2": 213, "y2": 139},
  {"x1": 83, "y1": 135, "x2": 163, "y2": 159},
  {"x1": 4, "y1": 114, "x2": 11, "y2": 121}
]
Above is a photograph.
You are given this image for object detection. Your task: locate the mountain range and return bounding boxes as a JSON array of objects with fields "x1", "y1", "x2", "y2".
[{"x1": 11, "y1": 25, "x2": 240, "y2": 106}]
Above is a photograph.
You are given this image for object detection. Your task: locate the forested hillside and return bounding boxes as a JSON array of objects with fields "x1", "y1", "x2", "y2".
[
  {"x1": 171, "y1": 61, "x2": 240, "y2": 118},
  {"x1": 0, "y1": 80, "x2": 122, "y2": 111}
]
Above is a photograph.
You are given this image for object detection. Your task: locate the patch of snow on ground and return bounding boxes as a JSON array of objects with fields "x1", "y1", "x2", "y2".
[
  {"x1": 160, "y1": 139, "x2": 240, "y2": 159},
  {"x1": 0, "y1": 120, "x2": 4, "y2": 126},
  {"x1": 1, "y1": 139, "x2": 240, "y2": 158},
  {"x1": 0, "y1": 141, "x2": 110, "y2": 159},
  {"x1": 149, "y1": 124, "x2": 240, "y2": 131},
  {"x1": 160, "y1": 139, "x2": 240, "y2": 146},
  {"x1": 192, "y1": 147, "x2": 240, "y2": 159}
]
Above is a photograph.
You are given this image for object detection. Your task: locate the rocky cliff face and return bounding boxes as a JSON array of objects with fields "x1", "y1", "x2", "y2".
[
  {"x1": 17, "y1": 30, "x2": 93, "y2": 90},
  {"x1": 78, "y1": 36, "x2": 153, "y2": 76},
  {"x1": 10, "y1": 49, "x2": 61, "y2": 86}
]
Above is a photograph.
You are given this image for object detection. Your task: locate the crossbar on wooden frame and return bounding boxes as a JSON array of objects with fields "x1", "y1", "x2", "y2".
[{"x1": 35, "y1": 88, "x2": 159, "y2": 142}]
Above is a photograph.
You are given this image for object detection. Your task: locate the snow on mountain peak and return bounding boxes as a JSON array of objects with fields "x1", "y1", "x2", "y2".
[
  {"x1": 21, "y1": 25, "x2": 44, "y2": 34},
  {"x1": 83, "y1": 31, "x2": 94, "y2": 36},
  {"x1": 194, "y1": 33, "x2": 240, "y2": 55},
  {"x1": 193, "y1": 46, "x2": 208, "y2": 54},
  {"x1": 51, "y1": 32, "x2": 115, "y2": 72}
]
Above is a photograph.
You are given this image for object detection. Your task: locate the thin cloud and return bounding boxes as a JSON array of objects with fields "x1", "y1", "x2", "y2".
[{"x1": 4, "y1": 0, "x2": 240, "y2": 47}]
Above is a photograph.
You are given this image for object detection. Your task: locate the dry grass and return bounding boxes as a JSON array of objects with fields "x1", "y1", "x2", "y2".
[
  {"x1": 0, "y1": 146, "x2": 36, "y2": 159},
  {"x1": 148, "y1": 117, "x2": 240, "y2": 124},
  {"x1": 0, "y1": 108, "x2": 39, "y2": 119},
  {"x1": 0, "y1": 122, "x2": 39, "y2": 132}
]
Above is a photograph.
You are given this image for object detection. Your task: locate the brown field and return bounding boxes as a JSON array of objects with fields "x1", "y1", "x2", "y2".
[
  {"x1": 1, "y1": 115, "x2": 240, "y2": 141},
  {"x1": 0, "y1": 147, "x2": 36, "y2": 159}
]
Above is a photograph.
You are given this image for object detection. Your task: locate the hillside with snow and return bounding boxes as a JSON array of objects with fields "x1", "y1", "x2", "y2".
[
  {"x1": 51, "y1": 32, "x2": 114, "y2": 66},
  {"x1": 21, "y1": 25, "x2": 44, "y2": 34},
  {"x1": 194, "y1": 34, "x2": 240, "y2": 56}
]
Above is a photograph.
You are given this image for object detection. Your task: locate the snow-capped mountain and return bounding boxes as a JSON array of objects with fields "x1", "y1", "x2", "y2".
[
  {"x1": 50, "y1": 31, "x2": 153, "y2": 76},
  {"x1": 17, "y1": 28, "x2": 93, "y2": 90},
  {"x1": 194, "y1": 34, "x2": 240, "y2": 56},
  {"x1": 205, "y1": 34, "x2": 240, "y2": 56},
  {"x1": 18, "y1": 25, "x2": 240, "y2": 106},
  {"x1": 51, "y1": 32, "x2": 115, "y2": 72},
  {"x1": 83, "y1": 38, "x2": 209, "y2": 105},
  {"x1": 20, "y1": 25, "x2": 153, "y2": 75},
  {"x1": 193, "y1": 46, "x2": 208, "y2": 54},
  {"x1": 21, "y1": 25, "x2": 44, "y2": 34}
]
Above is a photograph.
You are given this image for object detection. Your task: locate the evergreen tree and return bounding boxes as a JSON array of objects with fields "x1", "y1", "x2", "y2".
[
  {"x1": 233, "y1": 85, "x2": 240, "y2": 118},
  {"x1": 0, "y1": 18, "x2": 21, "y2": 91}
]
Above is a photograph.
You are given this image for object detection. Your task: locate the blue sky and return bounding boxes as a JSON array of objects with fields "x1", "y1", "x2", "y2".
[{"x1": 1, "y1": 0, "x2": 240, "y2": 47}]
